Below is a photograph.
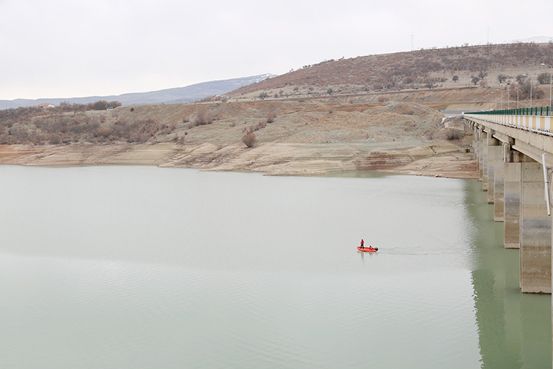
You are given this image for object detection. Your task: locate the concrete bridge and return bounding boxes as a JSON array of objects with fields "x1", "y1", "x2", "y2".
[{"x1": 464, "y1": 107, "x2": 553, "y2": 294}]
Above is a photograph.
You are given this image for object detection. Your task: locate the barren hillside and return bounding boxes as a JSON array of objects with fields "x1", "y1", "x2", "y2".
[
  {"x1": 229, "y1": 43, "x2": 553, "y2": 100},
  {"x1": 6, "y1": 42, "x2": 552, "y2": 178},
  {"x1": 0, "y1": 99, "x2": 475, "y2": 178}
]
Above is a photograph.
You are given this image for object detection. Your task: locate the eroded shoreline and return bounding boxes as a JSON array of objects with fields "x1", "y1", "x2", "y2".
[{"x1": 0, "y1": 143, "x2": 477, "y2": 179}]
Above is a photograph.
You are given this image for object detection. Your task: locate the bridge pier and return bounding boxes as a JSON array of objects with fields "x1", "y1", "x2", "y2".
[
  {"x1": 520, "y1": 161, "x2": 552, "y2": 293},
  {"x1": 487, "y1": 133, "x2": 501, "y2": 205},
  {"x1": 493, "y1": 146, "x2": 505, "y2": 221},
  {"x1": 472, "y1": 126, "x2": 480, "y2": 166},
  {"x1": 504, "y1": 148, "x2": 522, "y2": 249},
  {"x1": 481, "y1": 130, "x2": 488, "y2": 191}
]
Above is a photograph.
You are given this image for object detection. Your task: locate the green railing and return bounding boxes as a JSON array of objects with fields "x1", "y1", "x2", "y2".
[{"x1": 466, "y1": 106, "x2": 552, "y2": 116}]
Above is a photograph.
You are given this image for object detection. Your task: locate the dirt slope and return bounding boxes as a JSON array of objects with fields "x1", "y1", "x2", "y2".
[
  {"x1": 229, "y1": 43, "x2": 553, "y2": 100},
  {"x1": 0, "y1": 99, "x2": 476, "y2": 178}
]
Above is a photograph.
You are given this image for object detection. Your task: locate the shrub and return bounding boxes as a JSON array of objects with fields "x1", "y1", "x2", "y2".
[
  {"x1": 89, "y1": 100, "x2": 121, "y2": 110},
  {"x1": 97, "y1": 126, "x2": 112, "y2": 138},
  {"x1": 192, "y1": 109, "x2": 214, "y2": 126},
  {"x1": 49, "y1": 134, "x2": 62, "y2": 144},
  {"x1": 516, "y1": 74, "x2": 527, "y2": 84},
  {"x1": 538, "y1": 72, "x2": 551, "y2": 85},
  {"x1": 241, "y1": 131, "x2": 256, "y2": 148},
  {"x1": 258, "y1": 92, "x2": 269, "y2": 100},
  {"x1": 446, "y1": 129, "x2": 463, "y2": 140},
  {"x1": 327, "y1": 88, "x2": 334, "y2": 95},
  {"x1": 452, "y1": 75, "x2": 459, "y2": 82},
  {"x1": 471, "y1": 76, "x2": 480, "y2": 85},
  {"x1": 266, "y1": 111, "x2": 276, "y2": 123},
  {"x1": 497, "y1": 74, "x2": 509, "y2": 84},
  {"x1": 424, "y1": 81, "x2": 436, "y2": 89}
]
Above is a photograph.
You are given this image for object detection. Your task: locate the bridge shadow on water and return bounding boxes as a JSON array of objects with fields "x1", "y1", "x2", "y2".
[{"x1": 464, "y1": 180, "x2": 551, "y2": 369}]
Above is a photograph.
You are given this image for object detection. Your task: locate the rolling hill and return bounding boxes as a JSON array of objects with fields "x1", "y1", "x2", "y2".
[
  {"x1": 0, "y1": 74, "x2": 271, "y2": 109},
  {"x1": 229, "y1": 43, "x2": 553, "y2": 100}
]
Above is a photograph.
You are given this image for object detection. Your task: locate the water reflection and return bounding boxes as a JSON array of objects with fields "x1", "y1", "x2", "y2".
[{"x1": 464, "y1": 180, "x2": 551, "y2": 369}]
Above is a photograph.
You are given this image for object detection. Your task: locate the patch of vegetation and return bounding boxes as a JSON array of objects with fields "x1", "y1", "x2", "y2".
[
  {"x1": 241, "y1": 131, "x2": 256, "y2": 148},
  {"x1": 509, "y1": 81, "x2": 545, "y2": 100},
  {"x1": 446, "y1": 129, "x2": 463, "y2": 140},
  {"x1": 516, "y1": 74, "x2": 528, "y2": 84},
  {"x1": 266, "y1": 111, "x2": 276, "y2": 123},
  {"x1": 0, "y1": 114, "x2": 173, "y2": 145},
  {"x1": 538, "y1": 72, "x2": 552, "y2": 85},
  {"x1": 190, "y1": 109, "x2": 215, "y2": 127},
  {"x1": 497, "y1": 74, "x2": 509, "y2": 84},
  {"x1": 0, "y1": 101, "x2": 177, "y2": 145}
]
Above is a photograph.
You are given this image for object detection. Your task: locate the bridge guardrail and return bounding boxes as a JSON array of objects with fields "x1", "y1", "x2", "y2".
[{"x1": 464, "y1": 106, "x2": 553, "y2": 136}]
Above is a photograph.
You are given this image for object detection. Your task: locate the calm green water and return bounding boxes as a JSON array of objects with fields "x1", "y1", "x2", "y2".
[{"x1": 0, "y1": 166, "x2": 549, "y2": 369}]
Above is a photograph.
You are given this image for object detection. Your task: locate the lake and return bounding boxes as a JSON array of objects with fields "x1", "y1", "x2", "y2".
[{"x1": 0, "y1": 166, "x2": 550, "y2": 369}]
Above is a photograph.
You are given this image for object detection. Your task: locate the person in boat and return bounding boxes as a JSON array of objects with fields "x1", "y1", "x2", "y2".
[{"x1": 360, "y1": 239, "x2": 365, "y2": 248}]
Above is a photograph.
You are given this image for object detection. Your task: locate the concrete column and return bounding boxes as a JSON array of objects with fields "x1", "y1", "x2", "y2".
[
  {"x1": 520, "y1": 161, "x2": 552, "y2": 293},
  {"x1": 481, "y1": 131, "x2": 488, "y2": 190},
  {"x1": 473, "y1": 126, "x2": 480, "y2": 164},
  {"x1": 493, "y1": 150, "x2": 505, "y2": 221},
  {"x1": 504, "y1": 162, "x2": 521, "y2": 248},
  {"x1": 487, "y1": 133, "x2": 501, "y2": 204}
]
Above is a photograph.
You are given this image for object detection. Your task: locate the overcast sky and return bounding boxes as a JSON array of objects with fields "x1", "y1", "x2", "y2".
[{"x1": 1, "y1": 0, "x2": 552, "y2": 100}]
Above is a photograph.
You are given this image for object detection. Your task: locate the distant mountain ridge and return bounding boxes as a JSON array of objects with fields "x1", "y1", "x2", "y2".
[{"x1": 0, "y1": 74, "x2": 272, "y2": 109}]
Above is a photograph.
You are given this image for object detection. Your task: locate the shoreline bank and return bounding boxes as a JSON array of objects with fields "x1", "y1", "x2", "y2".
[{"x1": 0, "y1": 143, "x2": 477, "y2": 179}]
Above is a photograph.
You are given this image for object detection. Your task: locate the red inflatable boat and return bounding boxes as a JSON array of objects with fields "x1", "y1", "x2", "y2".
[{"x1": 357, "y1": 246, "x2": 378, "y2": 253}]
